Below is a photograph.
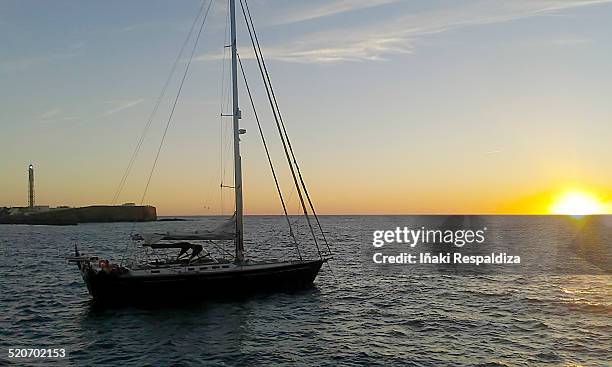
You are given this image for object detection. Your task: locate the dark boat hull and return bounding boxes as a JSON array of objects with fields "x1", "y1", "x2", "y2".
[{"x1": 82, "y1": 259, "x2": 325, "y2": 304}]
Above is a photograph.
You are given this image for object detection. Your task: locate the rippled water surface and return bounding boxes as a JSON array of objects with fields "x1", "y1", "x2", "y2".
[{"x1": 1, "y1": 215, "x2": 610, "y2": 366}]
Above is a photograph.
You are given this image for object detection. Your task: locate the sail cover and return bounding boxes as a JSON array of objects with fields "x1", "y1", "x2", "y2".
[{"x1": 138, "y1": 215, "x2": 236, "y2": 245}]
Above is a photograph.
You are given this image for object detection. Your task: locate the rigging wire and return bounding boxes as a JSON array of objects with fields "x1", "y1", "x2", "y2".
[
  {"x1": 112, "y1": 0, "x2": 210, "y2": 205},
  {"x1": 202, "y1": 2, "x2": 229, "y2": 217},
  {"x1": 242, "y1": 0, "x2": 332, "y2": 256},
  {"x1": 238, "y1": 52, "x2": 302, "y2": 261},
  {"x1": 140, "y1": 0, "x2": 215, "y2": 205},
  {"x1": 119, "y1": 1, "x2": 211, "y2": 266},
  {"x1": 239, "y1": 0, "x2": 323, "y2": 259}
]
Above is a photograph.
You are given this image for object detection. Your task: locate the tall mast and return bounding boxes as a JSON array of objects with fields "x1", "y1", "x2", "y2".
[{"x1": 230, "y1": 0, "x2": 245, "y2": 262}]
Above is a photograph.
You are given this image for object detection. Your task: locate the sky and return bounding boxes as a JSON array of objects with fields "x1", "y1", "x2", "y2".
[{"x1": 1, "y1": 0, "x2": 611, "y2": 215}]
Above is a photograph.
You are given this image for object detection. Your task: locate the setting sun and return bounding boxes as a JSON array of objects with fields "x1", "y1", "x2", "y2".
[{"x1": 549, "y1": 191, "x2": 605, "y2": 215}]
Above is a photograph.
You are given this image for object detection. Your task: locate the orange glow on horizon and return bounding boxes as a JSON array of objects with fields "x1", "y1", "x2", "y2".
[{"x1": 549, "y1": 190, "x2": 607, "y2": 216}]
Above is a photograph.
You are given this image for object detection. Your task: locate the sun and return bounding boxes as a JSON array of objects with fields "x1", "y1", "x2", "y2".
[{"x1": 549, "y1": 190, "x2": 604, "y2": 216}]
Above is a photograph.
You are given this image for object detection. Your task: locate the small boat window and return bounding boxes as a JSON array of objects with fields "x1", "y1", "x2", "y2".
[
  {"x1": 212, "y1": 266, "x2": 219, "y2": 269},
  {"x1": 150, "y1": 270, "x2": 160, "y2": 274},
  {"x1": 200, "y1": 267, "x2": 207, "y2": 270},
  {"x1": 222, "y1": 265, "x2": 229, "y2": 268},
  {"x1": 188, "y1": 268, "x2": 194, "y2": 271}
]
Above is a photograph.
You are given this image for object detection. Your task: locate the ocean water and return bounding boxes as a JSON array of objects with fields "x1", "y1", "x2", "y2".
[{"x1": 1, "y1": 215, "x2": 610, "y2": 366}]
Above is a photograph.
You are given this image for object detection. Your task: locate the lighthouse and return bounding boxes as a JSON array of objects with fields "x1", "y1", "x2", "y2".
[{"x1": 28, "y1": 164, "x2": 35, "y2": 208}]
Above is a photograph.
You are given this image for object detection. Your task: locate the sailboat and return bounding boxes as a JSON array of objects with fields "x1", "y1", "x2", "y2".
[{"x1": 68, "y1": 0, "x2": 332, "y2": 303}]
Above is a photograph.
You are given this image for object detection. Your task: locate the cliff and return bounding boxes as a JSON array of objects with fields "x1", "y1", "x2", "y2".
[{"x1": 0, "y1": 205, "x2": 157, "y2": 225}]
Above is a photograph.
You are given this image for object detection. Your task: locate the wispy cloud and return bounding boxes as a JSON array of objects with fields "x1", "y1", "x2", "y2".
[
  {"x1": 0, "y1": 41, "x2": 85, "y2": 74},
  {"x1": 268, "y1": 0, "x2": 401, "y2": 25},
  {"x1": 203, "y1": 0, "x2": 612, "y2": 63},
  {"x1": 0, "y1": 52, "x2": 77, "y2": 74},
  {"x1": 38, "y1": 108, "x2": 61, "y2": 120},
  {"x1": 99, "y1": 99, "x2": 145, "y2": 117},
  {"x1": 195, "y1": 35, "x2": 413, "y2": 63},
  {"x1": 259, "y1": 37, "x2": 411, "y2": 63},
  {"x1": 520, "y1": 35, "x2": 595, "y2": 48},
  {"x1": 34, "y1": 99, "x2": 144, "y2": 124},
  {"x1": 551, "y1": 37, "x2": 594, "y2": 46},
  {"x1": 36, "y1": 108, "x2": 78, "y2": 124},
  {"x1": 39, "y1": 116, "x2": 78, "y2": 124}
]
